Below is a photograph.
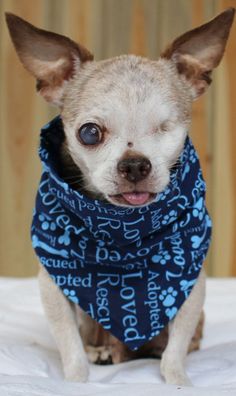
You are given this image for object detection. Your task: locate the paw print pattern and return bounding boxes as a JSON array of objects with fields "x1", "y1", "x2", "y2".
[
  {"x1": 152, "y1": 250, "x2": 171, "y2": 265},
  {"x1": 180, "y1": 279, "x2": 196, "y2": 291},
  {"x1": 165, "y1": 307, "x2": 178, "y2": 320},
  {"x1": 192, "y1": 197, "x2": 204, "y2": 220},
  {"x1": 39, "y1": 214, "x2": 56, "y2": 231},
  {"x1": 159, "y1": 187, "x2": 171, "y2": 201},
  {"x1": 162, "y1": 210, "x2": 177, "y2": 226},
  {"x1": 180, "y1": 279, "x2": 196, "y2": 297},
  {"x1": 63, "y1": 289, "x2": 79, "y2": 304},
  {"x1": 159, "y1": 287, "x2": 178, "y2": 307},
  {"x1": 58, "y1": 230, "x2": 71, "y2": 246}
]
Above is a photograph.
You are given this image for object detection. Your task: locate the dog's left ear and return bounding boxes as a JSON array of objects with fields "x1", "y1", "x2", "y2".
[
  {"x1": 5, "y1": 13, "x2": 93, "y2": 106},
  {"x1": 162, "y1": 8, "x2": 235, "y2": 99}
]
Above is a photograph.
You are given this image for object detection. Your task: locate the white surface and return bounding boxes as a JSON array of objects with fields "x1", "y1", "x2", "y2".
[{"x1": 0, "y1": 277, "x2": 236, "y2": 396}]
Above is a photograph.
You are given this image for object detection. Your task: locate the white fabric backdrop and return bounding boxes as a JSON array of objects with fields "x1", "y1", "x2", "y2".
[{"x1": 0, "y1": 278, "x2": 236, "y2": 396}]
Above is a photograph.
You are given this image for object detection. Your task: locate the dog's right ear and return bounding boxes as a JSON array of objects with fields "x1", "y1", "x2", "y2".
[
  {"x1": 161, "y1": 8, "x2": 235, "y2": 99},
  {"x1": 5, "y1": 13, "x2": 93, "y2": 107}
]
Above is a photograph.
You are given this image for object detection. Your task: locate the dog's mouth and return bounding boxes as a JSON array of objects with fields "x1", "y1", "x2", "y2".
[{"x1": 108, "y1": 192, "x2": 156, "y2": 206}]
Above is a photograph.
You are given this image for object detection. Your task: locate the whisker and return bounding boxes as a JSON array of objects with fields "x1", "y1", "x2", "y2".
[{"x1": 63, "y1": 174, "x2": 84, "y2": 181}]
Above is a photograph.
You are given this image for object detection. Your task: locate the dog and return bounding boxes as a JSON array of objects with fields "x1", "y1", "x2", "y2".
[{"x1": 6, "y1": 8, "x2": 234, "y2": 386}]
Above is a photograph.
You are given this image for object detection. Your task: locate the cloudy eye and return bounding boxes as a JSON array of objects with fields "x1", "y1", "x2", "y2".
[{"x1": 77, "y1": 123, "x2": 102, "y2": 145}]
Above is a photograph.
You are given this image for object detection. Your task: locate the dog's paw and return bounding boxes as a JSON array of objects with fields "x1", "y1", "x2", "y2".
[
  {"x1": 86, "y1": 345, "x2": 113, "y2": 365},
  {"x1": 160, "y1": 356, "x2": 192, "y2": 386},
  {"x1": 64, "y1": 356, "x2": 89, "y2": 382},
  {"x1": 164, "y1": 371, "x2": 192, "y2": 387}
]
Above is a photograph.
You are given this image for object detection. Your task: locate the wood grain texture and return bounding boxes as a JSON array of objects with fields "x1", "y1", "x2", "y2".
[
  {"x1": 0, "y1": 0, "x2": 235, "y2": 276},
  {"x1": 0, "y1": 0, "x2": 49, "y2": 277},
  {"x1": 220, "y1": 0, "x2": 236, "y2": 276},
  {"x1": 190, "y1": 0, "x2": 212, "y2": 273}
]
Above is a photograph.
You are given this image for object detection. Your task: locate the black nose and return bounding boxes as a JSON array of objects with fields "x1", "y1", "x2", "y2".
[{"x1": 117, "y1": 156, "x2": 152, "y2": 183}]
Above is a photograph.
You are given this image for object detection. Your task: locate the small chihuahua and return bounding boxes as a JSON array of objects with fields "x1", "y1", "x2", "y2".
[{"x1": 6, "y1": 8, "x2": 234, "y2": 386}]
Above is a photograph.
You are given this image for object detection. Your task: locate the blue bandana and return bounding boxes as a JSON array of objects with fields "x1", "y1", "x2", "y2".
[{"x1": 31, "y1": 116, "x2": 212, "y2": 351}]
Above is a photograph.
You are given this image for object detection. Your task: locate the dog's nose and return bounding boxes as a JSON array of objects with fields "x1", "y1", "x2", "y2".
[{"x1": 117, "y1": 157, "x2": 152, "y2": 183}]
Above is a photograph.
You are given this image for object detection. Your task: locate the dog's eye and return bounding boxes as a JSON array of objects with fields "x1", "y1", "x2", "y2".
[
  {"x1": 160, "y1": 122, "x2": 170, "y2": 133},
  {"x1": 77, "y1": 123, "x2": 102, "y2": 145},
  {"x1": 155, "y1": 122, "x2": 171, "y2": 134}
]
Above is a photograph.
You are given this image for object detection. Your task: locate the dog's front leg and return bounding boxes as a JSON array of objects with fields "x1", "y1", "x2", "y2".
[
  {"x1": 38, "y1": 266, "x2": 89, "y2": 382},
  {"x1": 160, "y1": 268, "x2": 206, "y2": 386}
]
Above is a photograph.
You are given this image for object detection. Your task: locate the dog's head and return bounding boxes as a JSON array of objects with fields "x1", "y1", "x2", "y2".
[{"x1": 6, "y1": 9, "x2": 234, "y2": 206}]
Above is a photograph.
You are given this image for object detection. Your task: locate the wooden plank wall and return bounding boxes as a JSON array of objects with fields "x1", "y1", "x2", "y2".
[{"x1": 0, "y1": 0, "x2": 235, "y2": 277}]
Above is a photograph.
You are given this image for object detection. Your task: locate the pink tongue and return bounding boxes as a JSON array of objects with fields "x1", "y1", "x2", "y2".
[{"x1": 122, "y1": 192, "x2": 150, "y2": 205}]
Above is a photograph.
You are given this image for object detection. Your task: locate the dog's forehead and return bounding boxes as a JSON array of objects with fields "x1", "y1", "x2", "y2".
[
  {"x1": 81, "y1": 56, "x2": 178, "y2": 103},
  {"x1": 93, "y1": 56, "x2": 164, "y2": 92},
  {"x1": 63, "y1": 55, "x2": 190, "y2": 127}
]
